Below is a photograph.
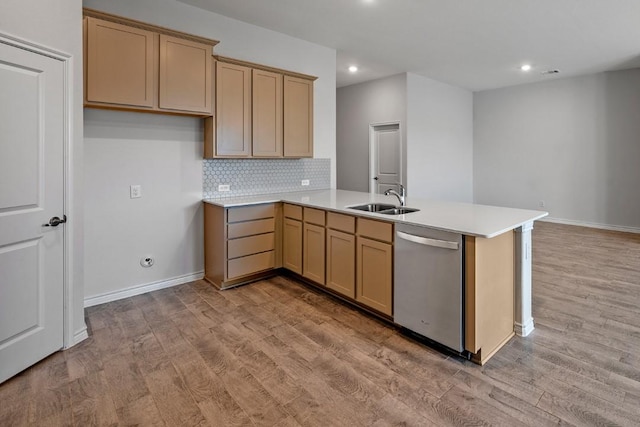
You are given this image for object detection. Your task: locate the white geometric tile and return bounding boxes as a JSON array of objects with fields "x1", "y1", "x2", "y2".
[{"x1": 203, "y1": 158, "x2": 331, "y2": 198}]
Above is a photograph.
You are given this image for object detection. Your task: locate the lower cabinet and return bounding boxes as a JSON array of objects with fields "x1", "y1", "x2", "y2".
[
  {"x1": 204, "y1": 202, "x2": 278, "y2": 289},
  {"x1": 302, "y1": 208, "x2": 326, "y2": 284},
  {"x1": 326, "y1": 229, "x2": 355, "y2": 298},
  {"x1": 356, "y1": 236, "x2": 393, "y2": 316},
  {"x1": 282, "y1": 218, "x2": 302, "y2": 274}
]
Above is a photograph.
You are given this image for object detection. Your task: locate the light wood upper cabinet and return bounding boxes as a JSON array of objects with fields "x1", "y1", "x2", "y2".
[
  {"x1": 159, "y1": 35, "x2": 212, "y2": 114},
  {"x1": 85, "y1": 17, "x2": 155, "y2": 108},
  {"x1": 252, "y1": 69, "x2": 283, "y2": 157},
  {"x1": 284, "y1": 76, "x2": 313, "y2": 158},
  {"x1": 215, "y1": 61, "x2": 252, "y2": 157},
  {"x1": 207, "y1": 56, "x2": 316, "y2": 159},
  {"x1": 83, "y1": 9, "x2": 217, "y2": 116}
]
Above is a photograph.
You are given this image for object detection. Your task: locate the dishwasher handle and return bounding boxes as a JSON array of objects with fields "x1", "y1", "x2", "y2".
[{"x1": 396, "y1": 230, "x2": 460, "y2": 250}]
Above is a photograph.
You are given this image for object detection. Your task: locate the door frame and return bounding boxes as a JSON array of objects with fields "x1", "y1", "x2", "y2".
[
  {"x1": 368, "y1": 121, "x2": 403, "y2": 194},
  {"x1": 0, "y1": 32, "x2": 84, "y2": 349}
]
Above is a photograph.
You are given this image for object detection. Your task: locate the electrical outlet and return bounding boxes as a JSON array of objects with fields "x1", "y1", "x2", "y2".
[
  {"x1": 130, "y1": 185, "x2": 142, "y2": 199},
  {"x1": 218, "y1": 184, "x2": 230, "y2": 192},
  {"x1": 301, "y1": 179, "x2": 310, "y2": 186},
  {"x1": 140, "y1": 256, "x2": 154, "y2": 267},
  {"x1": 539, "y1": 200, "x2": 546, "y2": 208}
]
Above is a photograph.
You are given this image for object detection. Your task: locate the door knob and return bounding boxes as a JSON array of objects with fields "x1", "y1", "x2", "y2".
[
  {"x1": 44, "y1": 215, "x2": 67, "y2": 227},
  {"x1": 373, "y1": 177, "x2": 379, "y2": 180}
]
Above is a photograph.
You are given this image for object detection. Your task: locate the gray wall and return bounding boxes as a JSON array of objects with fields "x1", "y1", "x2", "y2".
[
  {"x1": 406, "y1": 73, "x2": 473, "y2": 202},
  {"x1": 336, "y1": 74, "x2": 407, "y2": 192},
  {"x1": 474, "y1": 68, "x2": 640, "y2": 229}
]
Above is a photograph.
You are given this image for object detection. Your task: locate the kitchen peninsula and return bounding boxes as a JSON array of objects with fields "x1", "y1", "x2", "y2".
[{"x1": 204, "y1": 189, "x2": 547, "y2": 364}]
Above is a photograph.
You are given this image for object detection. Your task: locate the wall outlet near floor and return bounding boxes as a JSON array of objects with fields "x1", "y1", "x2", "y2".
[
  {"x1": 301, "y1": 179, "x2": 310, "y2": 186},
  {"x1": 539, "y1": 200, "x2": 546, "y2": 208},
  {"x1": 218, "y1": 184, "x2": 230, "y2": 192},
  {"x1": 130, "y1": 185, "x2": 142, "y2": 199},
  {"x1": 140, "y1": 256, "x2": 154, "y2": 268}
]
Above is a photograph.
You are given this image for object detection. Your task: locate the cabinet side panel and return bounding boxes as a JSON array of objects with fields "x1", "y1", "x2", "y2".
[
  {"x1": 464, "y1": 236, "x2": 478, "y2": 353},
  {"x1": 204, "y1": 204, "x2": 226, "y2": 287},
  {"x1": 475, "y1": 231, "x2": 515, "y2": 361}
]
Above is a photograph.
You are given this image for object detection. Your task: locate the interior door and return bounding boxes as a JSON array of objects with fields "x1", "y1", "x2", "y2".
[
  {"x1": 0, "y1": 41, "x2": 65, "y2": 384},
  {"x1": 370, "y1": 123, "x2": 401, "y2": 194}
]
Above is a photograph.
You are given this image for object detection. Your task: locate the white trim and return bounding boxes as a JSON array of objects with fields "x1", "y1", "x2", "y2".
[
  {"x1": 73, "y1": 328, "x2": 89, "y2": 346},
  {"x1": 368, "y1": 121, "x2": 403, "y2": 194},
  {"x1": 0, "y1": 33, "x2": 80, "y2": 349},
  {"x1": 541, "y1": 217, "x2": 640, "y2": 234},
  {"x1": 84, "y1": 271, "x2": 205, "y2": 308}
]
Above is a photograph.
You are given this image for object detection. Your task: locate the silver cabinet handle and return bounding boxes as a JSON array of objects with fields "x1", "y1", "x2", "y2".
[{"x1": 396, "y1": 231, "x2": 459, "y2": 250}]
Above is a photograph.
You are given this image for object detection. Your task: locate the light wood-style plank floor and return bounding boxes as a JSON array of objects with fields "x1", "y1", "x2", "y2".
[{"x1": 2, "y1": 221, "x2": 640, "y2": 426}]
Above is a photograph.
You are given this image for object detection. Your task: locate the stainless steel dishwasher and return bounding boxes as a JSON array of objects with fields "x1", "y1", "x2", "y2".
[{"x1": 394, "y1": 223, "x2": 464, "y2": 353}]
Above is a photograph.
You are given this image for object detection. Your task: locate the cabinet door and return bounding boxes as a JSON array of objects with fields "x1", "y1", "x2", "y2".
[
  {"x1": 283, "y1": 218, "x2": 302, "y2": 274},
  {"x1": 303, "y1": 223, "x2": 325, "y2": 284},
  {"x1": 85, "y1": 17, "x2": 155, "y2": 108},
  {"x1": 283, "y1": 76, "x2": 313, "y2": 158},
  {"x1": 159, "y1": 35, "x2": 212, "y2": 113},
  {"x1": 356, "y1": 237, "x2": 392, "y2": 316},
  {"x1": 216, "y1": 61, "x2": 251, "y2": 156},
  {"x1": 326, "y1": 229, "x2": 355, "y2": 298},
  {"x1": 252, "y1": 69, "x2": 283, "y2": 157}
]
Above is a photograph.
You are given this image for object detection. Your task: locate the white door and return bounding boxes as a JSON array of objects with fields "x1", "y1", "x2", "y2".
[
  {"x1": 0, "y1": 41, "x2": 65, "y2": 383},
  {"x1": 370, "y1": 123, "x2": 402, "y2": 194}
]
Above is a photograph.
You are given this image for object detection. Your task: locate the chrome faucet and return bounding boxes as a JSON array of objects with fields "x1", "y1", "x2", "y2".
[{"x1": 385, "y1": 184, "x2": 406, "y2": 206}]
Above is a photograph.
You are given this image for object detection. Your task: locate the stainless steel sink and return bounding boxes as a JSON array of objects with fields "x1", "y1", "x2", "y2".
[
  {"x1": 347, "y1": 204, "x2": 420, "y2": 215},
  {"x1": 348, "y1": 203, "x2": 396, "y2": 212},
  {"x1": 378, "y1": 207, "x2": 420, "y2": 215}
]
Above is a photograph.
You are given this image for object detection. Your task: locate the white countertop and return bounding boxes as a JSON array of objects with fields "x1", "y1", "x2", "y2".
[{"x1": 203, "y1": 189, "x2": 548, "y2": 238}]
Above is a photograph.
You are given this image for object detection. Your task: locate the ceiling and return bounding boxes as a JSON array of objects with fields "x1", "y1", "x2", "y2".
[{"x1": 176, "y1": 0, "x2": 640, "y2": 91}]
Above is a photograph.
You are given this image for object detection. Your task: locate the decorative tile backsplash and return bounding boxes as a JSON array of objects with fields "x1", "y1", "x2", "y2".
[{"x1": 203, "y1": 158, "x2": 331, "y2": 198}]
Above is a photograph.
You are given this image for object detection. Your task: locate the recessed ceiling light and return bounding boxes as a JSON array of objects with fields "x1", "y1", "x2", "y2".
[
  {"x1": 348, "y1": 65, "x2": 358, "y2": 73},
  {"x1": 520, "y1": 64, "x2": 532, "y2": 72}
]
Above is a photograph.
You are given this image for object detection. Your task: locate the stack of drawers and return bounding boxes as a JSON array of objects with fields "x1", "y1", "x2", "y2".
[{"x1": 226, "y1": 204, "x2": 276, "y2": 279}]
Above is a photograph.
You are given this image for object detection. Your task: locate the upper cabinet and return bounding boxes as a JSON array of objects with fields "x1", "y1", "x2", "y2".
[
  {"x1": 159, "y1": 35, "x2": 212, "y2": 114},
  {"x1": 215, "y1": 61, "x2": 252, "y2": 156},
  {"x1": 204, "y1": 56, "x2": 316, "y2": 159},
  {"x1": 85, "y1": 18, "x2": 155, "y2": 108},
  {"x1": 284, "y1": 76, "x2": 314, "y2": 158},
  {"x1": 83, "y1": 9, "x2": 217, "y2": 116}
]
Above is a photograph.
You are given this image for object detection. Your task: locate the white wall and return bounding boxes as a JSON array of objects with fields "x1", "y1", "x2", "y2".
[
  {"x1": 336, "y1": 74, "x2": 407, "y2": 192},
  {"x1": 82, "y1": 0, "x2": 337, "y2": 301},
  {"x1": 406, "y1": 73, "x2": 474, "y2": 202},
  {"x1": 474, "y1": 69, "x2": 640, "y2": 229},
  {"x1": 1, "y1": 0, "x2": 86, "y2": 343}
]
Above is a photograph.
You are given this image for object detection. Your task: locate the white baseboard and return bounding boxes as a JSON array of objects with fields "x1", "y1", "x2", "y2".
[
  {"x1": 72, "y1": 328, "x2": 89, "y2": 346},
  {"x1": 540, "y1": 217, "x2": 640, "y2": 234},
  {"x1": 84, "y1": 271, "x2": 204, "y2": 308}
]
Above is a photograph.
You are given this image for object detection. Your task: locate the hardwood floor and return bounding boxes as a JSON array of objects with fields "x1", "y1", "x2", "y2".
[{"x1": 2, "y1": 221, "x2": 640, "y2": 426}]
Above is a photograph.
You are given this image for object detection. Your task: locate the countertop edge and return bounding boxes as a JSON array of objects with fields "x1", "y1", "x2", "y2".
[{"x1": 202, "y1": 191, "x2": 549, "y2": 238}]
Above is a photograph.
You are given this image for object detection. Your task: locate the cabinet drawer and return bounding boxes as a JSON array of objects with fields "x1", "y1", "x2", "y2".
[
  {"x1": 228, "y1": 218, "x2": 275, "y2": 239},
  {"x1": 304, "y1": 207, "x2": 325, "y2": 226},
  {"x1": 357, "y1": 218, "x2": 393, "y2": 243},
  {"x1": 227, "y1": 251, "x2": 275, "y2": 279},
  {"x1": 327, "y1": 212, "x2": 355, "y2": 234},
  {"x1": 284, "y1": 203, "x2": 302, "y2": 220},
  {"x1": 227, "y1": 232, "x2": 274, "y2": 259},
  {"x1": 227, "y1": 204, "x2": 274, "y2": 223}
]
